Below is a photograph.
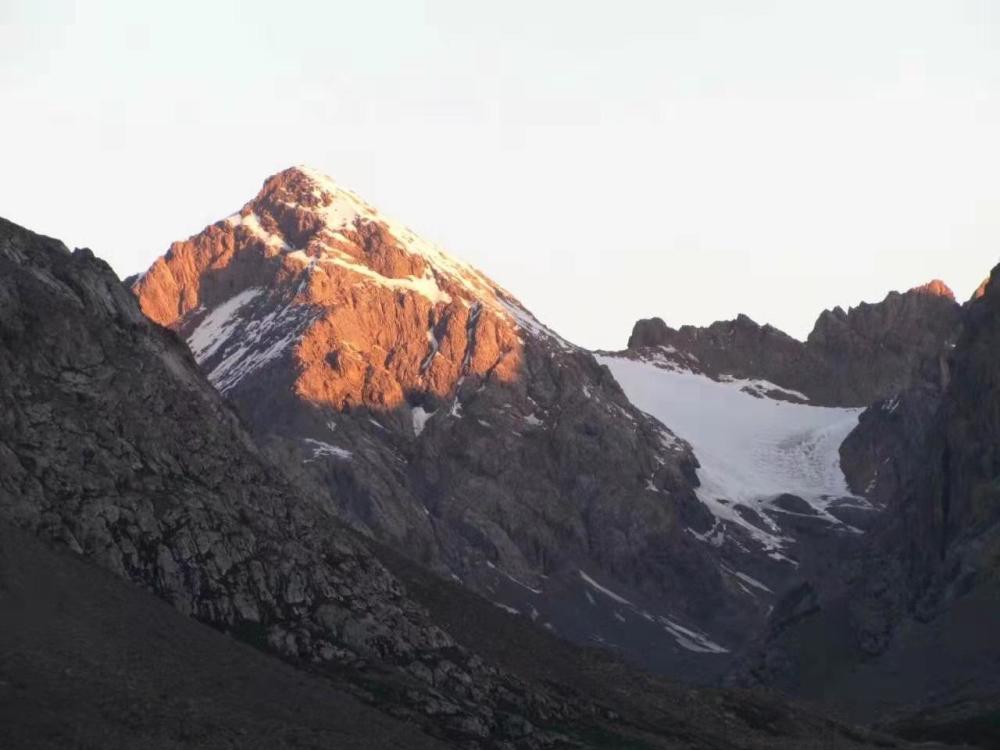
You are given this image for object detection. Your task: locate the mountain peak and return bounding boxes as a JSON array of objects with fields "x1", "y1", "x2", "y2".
[
  {"x1": 231, "y1": 165, "x2": 532, "y2": 313},
  {"x1": 286, "y1": 164, "x2": 354, "y2": 193},
  {"x1": 909, "y1": 278, "x2": 955, "y2": 300},
  {"x1": 260, "y1": 165, "x2": 375, "y2": 216},
  {"x1": 133, "y1": 167, "x2": 568, "y2": 404},
  {"x1": 236, "y1": 165, "x2": 394, "y2": 250},
  {"x1": 141, "y1": 167, "x2": 520, "y2": 323}
]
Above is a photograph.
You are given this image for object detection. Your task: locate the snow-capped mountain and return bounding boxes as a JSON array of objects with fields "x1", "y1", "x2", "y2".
[
  {"x1": 133, "y1": 166, "x2": 751, "y2": 677},
  {"x1": 136, "y1": 164, "x2": 561, "y2": 402}
]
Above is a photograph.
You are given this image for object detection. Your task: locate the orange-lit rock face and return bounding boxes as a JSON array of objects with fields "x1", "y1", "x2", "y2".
[
  {"x1": 972, "y1": 277, "x2": 990, "y2": 301},
  {"x1": 910, "y1": 278, "x2": 956, "y2": 301},
  {"x1": 133, "y1": 166, "x2": 526, "y2": 411},
  {"x1": 134, "y1": 225, "x2": 239, "y2": 327},
  {"x1": 292, "y1": 283, "x2": 522, "y2": 410}
]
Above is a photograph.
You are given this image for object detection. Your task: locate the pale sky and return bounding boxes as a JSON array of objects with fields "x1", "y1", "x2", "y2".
[{"x1": 2, "y1": 1, "x2": 999, "y2": 348}]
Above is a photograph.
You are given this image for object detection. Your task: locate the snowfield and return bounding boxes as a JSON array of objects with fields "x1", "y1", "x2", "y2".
[{"x1": 596, "y1": 353, "x2": 863, "y2": 550}]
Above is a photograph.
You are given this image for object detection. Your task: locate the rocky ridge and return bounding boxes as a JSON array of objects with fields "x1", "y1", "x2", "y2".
[{"x1": 627, "y1": 281, "x2": 962, "y2": 408}]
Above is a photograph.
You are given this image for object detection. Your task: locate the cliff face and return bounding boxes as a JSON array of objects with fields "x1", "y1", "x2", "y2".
[
  {"x1": 806, "y1": 281, "x2": 960, "y2": 406},
  {"x1": 729, "y1": 265, "x2": 1000, "y2": 746},
  {"x1": 894, "y1": 265, "x2": 1000, "y2": 629}
]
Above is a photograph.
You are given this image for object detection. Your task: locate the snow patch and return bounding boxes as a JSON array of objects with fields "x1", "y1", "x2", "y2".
[
  {"x1": 720, "y1": 564, "x2": 773, "y2": 593},
  {"x1": 660, "y1": 617, "x2": 729, "y2": 654},
  {"x1": 485, "y1": 561, "x2": 543, "y2": 594},
  {"x1": 579, "y1": 570, "x2": 728, "y2": 653},
  {"x1": 597, "y1": 354, "x2": 863, "y2": 551},
  {"x1": 226, "y1": 212, "x2": 291, "y2": 250},
  {"x1": 302, "y1": 438, "x2": 352, "y2": 461},
  {"x1": 495, "y1": 296, "x2": 573, "y2": 348},
  {"x1": 187, "y1": 288, "x2": 263, "y2": 362},
  {"x1": 579, "y1": 570, "x2": 633, "y2": 606},
  {"x1": 316, "y1": 253, "x2": 452, "y2": 305},
  {"x1": 412, "y1": 406, "x2": 435, "y2": 436},
  {"x1": 187, "y1": 289, "x2": 315, "y2": 394},
  {"x1": 421, "y1": 326, "x2": 441, "y2": 372},
  {"x1": 208, "y1": 309, "x2": 309, "y2": 394}
]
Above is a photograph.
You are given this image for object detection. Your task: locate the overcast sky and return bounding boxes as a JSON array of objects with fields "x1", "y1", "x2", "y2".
[{"x1": 2, "y1": 0, "x2": 999, "y2": 348}]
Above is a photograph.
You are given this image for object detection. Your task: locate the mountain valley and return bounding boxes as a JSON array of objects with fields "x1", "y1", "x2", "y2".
[{"x1": 0, "y1": 165, "x2": 994, "y2": 748}]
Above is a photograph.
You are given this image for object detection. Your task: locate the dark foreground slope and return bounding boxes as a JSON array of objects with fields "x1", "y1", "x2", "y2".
[
  {"x1": 0, "y1": 522, "x2": 446, "y2": 750},
  {"x1": 375, "y1": 541, "x2": 923, "y2": 750},
  {"x1": 731, "y1": 265, "x2": 1000, "y2": 749},
  {"x1": 0, "y1": 215, "x2": 907, "y2": 748}
]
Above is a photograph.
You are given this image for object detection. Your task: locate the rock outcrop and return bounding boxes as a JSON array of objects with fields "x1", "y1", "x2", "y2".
[{"x1": 838, "y1": 386, "x2": 943, "y2": 509}]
